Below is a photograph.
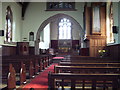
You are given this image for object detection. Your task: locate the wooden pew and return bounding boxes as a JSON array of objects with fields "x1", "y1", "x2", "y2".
[
  {"x1": 2, "y1": 59, "x2": 37, "y2": 88},
  {"x1": 54, "y1": 65, "x2": 120, "y2": 74},
  {"x1": 62, "y1": 56, "x2": 120, "y2": 63},
  {"x1": 43, "y1": 57, "x2": 46, "y2": 69},
  {"x1": 50, "y1": 55, "x2": 120, "y2": 89},
  {"x1": 40, "y1": 59, "x2": 43, "y2": 71},
  {"x1": 61, "y1": 59, "x2": 120, "y2": 63},
  {"x1": 29, "y1": 60, "x2": 35, "y2": 78},
  {"x1": 2, "y1": 54, "x2": 53, "y2": 89},
  {"x1": 35, "y1": 59, "x2": 39, "y2": 75},
  {"x1": 7, "y1": 60, "x2": 39, "y2": 89},
  {"x1": 59, "y1": 62, "x2": 120, "y2": 67},
  {"x1": 54, "y1": 61, "x2": 120, "y2": 89},
  {"x1": 2, "y1": 59, "x2": 21, "y2": 85},
  {"x1": 45, "y1": 56, "x2": 48, "y2": 68},
  {"x1": 48, "y1": 72, "x2": 120, "y2": 90},
  {"x1": 7, "y1": 64, "x2": 16, "y2": 89},
  {"x1": 20, "y1": 62, "x2": 27, "y2": 85}
]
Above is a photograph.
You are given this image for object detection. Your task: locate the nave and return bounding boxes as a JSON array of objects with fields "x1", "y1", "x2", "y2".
[
  {"x1": 0, "y1": 1, "x2": 120, "y2": 90},
  {"x1": 23, "y1": 63, "x2": 57, "y2": 89},
  {"x1": 1, "y1": 53, "x2": 120, "y2": 90}
]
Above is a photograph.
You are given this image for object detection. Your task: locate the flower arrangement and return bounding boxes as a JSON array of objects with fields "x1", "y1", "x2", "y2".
[{"x1": 98, "y1": 49, "x2": 106, "y2": 57}]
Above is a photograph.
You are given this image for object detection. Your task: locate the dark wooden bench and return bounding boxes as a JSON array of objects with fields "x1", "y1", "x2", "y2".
[
  {"x1": 7, "y1": 62, "x2": 28, "y2": 89},
  {"x1": 2, "y1": 59, "x2": 30, "y2": 84},
  {"x1": 20, "y1": 62, "x2": 27, "y2": 85},
  {"x1": 2, "y1": 54, "x2": 53, "y2": 89},
  {"x1": 48, "y1": 72, "x2": 120, "y2": 90},
  {"x1": 61, "y1": 59, "x2": 120, "y2": 63},
  {"x1": 7, "y1": 64, "x2": 16, "y2": 89},
  {"x1": 2, "y1": 62, "x2": 22, "y2": 86},
  {"x1": 59, "y1": 62, "x2": 120, "y2": 67},
  {"x1": 29, "y1": 60, "x2": 35, "y2": 78},
  {"x1": 2, "y1": 54, "x2": 52, "y2": 77},
  {"x1": 62, "y1": 55, "x2": 119, "y2": 63},
  {"x1": 35, "y1": 59, "x2": 39, "y2": 75},
  {"x1": 54, "y1": 65, "x2": 120, "y2": 74}
]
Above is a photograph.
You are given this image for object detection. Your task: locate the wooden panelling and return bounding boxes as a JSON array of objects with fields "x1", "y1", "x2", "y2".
[
  {"x1": 106, "y1": 44, "x2": 120, "y2": 60},
  {"x1": 29, "y1": 47, "x2": 35, "y2": 55},
  {"x1": 58, "y1": 40, "x2": 72, "y2": 47},
  {"x1": 87, "y1": 36, "x2": 106, "y2": 57},
  {"x1": 85, "y1": 7, "x2": 91, "y2": 36},
  {"x1": 85, "y1": 3, "x2": 106, "y2": 57},
  {"x1": 58, "y1": 40, "x2": 72, "y2": 52},
  {"x1": 100, "y1": 6, "x2": 106, "y2": 36},
  {"x1": 51, "y1": 40, "x2": 58, "y2": 49},
  {"x1": 17, "y1": 42, "x2": 29, "y2": 55},
  {"x1": 1, "y1": 45, "x2": 35, "y2": 56},
  {"x1": 80, "y1": 48, "x2": 89, "y2": 56},
  {"x1": 72, "y1": 40, "x2": 79, "y2": 49},
  {"x1": 2, "y1": 45, "x2": 17, "y2": 56}
]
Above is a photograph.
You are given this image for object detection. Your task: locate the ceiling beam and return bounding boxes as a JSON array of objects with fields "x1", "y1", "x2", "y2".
[{"x1": 16, "y1": 2, "x2": 29, "y2": 20}]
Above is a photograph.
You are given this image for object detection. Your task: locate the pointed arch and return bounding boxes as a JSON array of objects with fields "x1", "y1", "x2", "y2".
[{"x1": 35, "y1": 13, "x2": 83, "y2": 55}]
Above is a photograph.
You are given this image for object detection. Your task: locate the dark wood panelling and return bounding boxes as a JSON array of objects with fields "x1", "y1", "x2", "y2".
[
  {"x1": 85, "y1": 7, "x2": 91, "y2": 36},
  {"x1": 106, "y1": 44, "x2": 120, "y2": 60},
  {"x1": 29, "y1": 47, "x2": 35, "y2": 55},
  {"x1": 51, "y1": 40, "x2": 58, "y2": 49},
  {"x1": 2, "y1": 45, "x2": 17, "y2": 56},
  {"x1": 17, "y1": 42, "x2": 29, "y2": 55},
  {"x1": 72, "y1": 40, "x2": 79, "y2": 50},
  {"x1": 100, "y1": 6, "x2": 106, "y2": 36},
  {"x1": 58, "y1": 40, "x2": 72, "y2": 52},
  {"x1": 85, "y1": 3, "x2": 106, "y2": 57},
  {"x1": 51, "y1": 40, "x2": 80, "y2": 50},
  {"x1": 87, "y1": 36, "x2": 106, "y2": 57},
  {"x1": 80, "y1": 48, "x2": 89, "y2": 56},
  {"x1": 1, "y1": 44, "x2": 35, "y2": 56}
]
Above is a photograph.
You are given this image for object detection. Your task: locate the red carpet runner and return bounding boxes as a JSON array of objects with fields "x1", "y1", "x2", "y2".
[{"x1": 22, "y1": 63, "x2": 57, "y2": 90}]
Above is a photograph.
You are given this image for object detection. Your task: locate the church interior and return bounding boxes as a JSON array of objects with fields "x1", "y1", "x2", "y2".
[{"x1": 0, "y1": 1, "x2": 120, "y2": 90}]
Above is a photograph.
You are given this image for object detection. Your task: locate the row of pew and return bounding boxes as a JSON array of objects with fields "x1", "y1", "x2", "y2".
[
  {"x1": 1, "y1": 54, "x2": 53, "y2": 89},
  {"x1": 48, "y1": 55, "x2": 120, "y2": 90}
]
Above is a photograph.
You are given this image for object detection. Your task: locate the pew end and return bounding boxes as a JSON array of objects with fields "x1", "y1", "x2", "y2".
[
  {"x1": 48, "y1": 72, "x2": 120, "y2": 90},
  {"x1": 20, "y1": 62, "x2": 27, "y2": 85},
  {"x1": 7, "y1": 64, "x2": 16, "y2": 89}
]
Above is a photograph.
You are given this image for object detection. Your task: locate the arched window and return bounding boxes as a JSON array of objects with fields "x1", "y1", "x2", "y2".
[
  {"x1": 59, "y1": 18, "x2": 72, "y2": 39},
  {"x1": 109, "y1": 2, "x2": 114, "y2": 43},
  {"x1": 5, "y1": 6, "x2": 13, "y2": 42}
]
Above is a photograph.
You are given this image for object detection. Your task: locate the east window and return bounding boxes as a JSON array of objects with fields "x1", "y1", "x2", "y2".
[{"x1": 58, "y1": 18, "x2": 72, "y2": 39}]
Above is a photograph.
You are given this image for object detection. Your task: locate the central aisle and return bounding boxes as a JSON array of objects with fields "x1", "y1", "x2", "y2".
[{"x1": 22, "y1": 63, "x2": 57, "y2": 90}]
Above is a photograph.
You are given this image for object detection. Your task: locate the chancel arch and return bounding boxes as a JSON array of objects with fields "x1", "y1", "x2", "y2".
[{"x1": 35, "y1": 13, "x2": 83, "y2": 55}]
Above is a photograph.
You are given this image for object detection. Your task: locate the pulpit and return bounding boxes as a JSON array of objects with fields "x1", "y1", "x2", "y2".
[{"x1": 17, "y1": 42, "x2": 29, "y2": 55}]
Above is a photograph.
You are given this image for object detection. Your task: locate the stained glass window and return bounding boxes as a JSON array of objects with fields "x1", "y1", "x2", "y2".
[
  {"x1": 5, "y1": 6, "x2": 13, "y2": 42},
  {"x1": 109, "y1": 2, "x2": 114, "y2": 43},
  {"x1": 59, "y1": 18, "x2": 72, "y2": 39}
]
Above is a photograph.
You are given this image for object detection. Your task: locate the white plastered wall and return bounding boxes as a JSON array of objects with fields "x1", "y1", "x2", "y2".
[
  {"x1": 22, "y1": 2, "x2": 85, "y2": 46},
  {"x1": 0, "y1": 2, "x2": 22, "y2": 46}
]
